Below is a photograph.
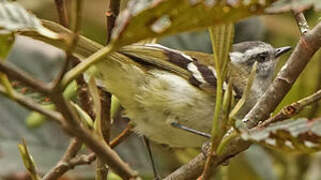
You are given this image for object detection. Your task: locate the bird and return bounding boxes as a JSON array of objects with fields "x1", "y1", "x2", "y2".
[
  {"x1": 91, "y1": 41, "x2": 291, "y2": 148},
  {"x1": 31, "y1": 21, "x2": 292, "y2": 147}
]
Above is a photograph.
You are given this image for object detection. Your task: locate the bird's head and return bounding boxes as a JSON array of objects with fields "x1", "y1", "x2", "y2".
[{"x1": 229, "y1": 41, "x2": 291, "y2": 79}]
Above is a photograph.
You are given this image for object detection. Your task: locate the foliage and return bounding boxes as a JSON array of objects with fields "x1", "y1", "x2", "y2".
[{"x1": 242, "y1": 118, "x2": 321, "y2": 153}]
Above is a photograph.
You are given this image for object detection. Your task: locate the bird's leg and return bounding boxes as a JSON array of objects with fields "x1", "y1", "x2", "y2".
[
  {"x1": 170, "y1": 122, "x2": 212, "y2": 138},
  {"x1": 142, "y1": 136, "x2": 161, "y2": 180}
]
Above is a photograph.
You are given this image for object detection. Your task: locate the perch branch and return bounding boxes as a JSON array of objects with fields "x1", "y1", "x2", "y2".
[
  {"x1": 0, "y1": 62, "x2": 51, "y2": 94},
  {"x1": 0, "y1": 85, "x2": 63, "y2": 123}
]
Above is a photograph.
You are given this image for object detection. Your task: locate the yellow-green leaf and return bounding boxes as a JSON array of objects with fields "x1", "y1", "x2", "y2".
[{"x1": 111, "y1": 0, "x2": 278, "y2": 48}]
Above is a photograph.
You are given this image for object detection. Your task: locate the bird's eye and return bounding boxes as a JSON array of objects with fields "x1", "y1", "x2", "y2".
[{"x1": 257, "y1": 52, "x2": 268, "y2": 62}]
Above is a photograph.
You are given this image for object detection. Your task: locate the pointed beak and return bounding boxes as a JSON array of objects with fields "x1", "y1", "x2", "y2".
[{"x1": 275, "y1": 46, "x2": 292, "y2": 58}]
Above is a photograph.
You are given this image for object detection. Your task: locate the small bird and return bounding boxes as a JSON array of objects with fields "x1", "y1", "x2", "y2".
[{"x1": 93, "y1": 41, "x2": 291, "y2": 147}]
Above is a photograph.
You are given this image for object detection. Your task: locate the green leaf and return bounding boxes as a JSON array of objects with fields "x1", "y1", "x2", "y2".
[
  {"x1": 241, "y1": 118, "x2": 321, "y2": 153},
  {"x1": 0, "y1": 32, "x2": 15, "y2": 97},
  {"x1": 25, "y1": 104, "x2": 55, "y2": 128},
  {"x1": 266, "y1": 0, "x2": 321, "y2": 13},
  {"x1": 17, "y1": 139, "x2": 41, "y2": 180},
  {"x1": 0, "y1": 32, "x2": 14, "y2": 59},
  {"x1": 111, "y1": 0, "x2": 278, "y2": 48},
  {"x1": 70, "y1": 102, "x2": 94, "y2": 128},
  {"x1": 111, "y1": 95, "x2": 121, "y2": 120},
  {"x1": 0, "y1": 1, "x2": 59, "y2": 39}
]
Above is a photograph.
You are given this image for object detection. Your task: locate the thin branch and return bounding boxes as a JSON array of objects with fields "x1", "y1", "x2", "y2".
[
  {"x1": 165, "y1": 14, "x2": 321, "y2": 180},
  {"x1": 106, "y1": 0, "x2": 120, "y2": 44},
  {"x1": 43, "y1": 139, "x2": 83, "y2": 180},
  {"x1": 50, "y1": 93, "x2": 138, "y2": 179},
  {"x1": 43, "y1": 153, "x2": 96, "y2": 180},
  {"x1": 258, "y1": 89, "x2": 321, "y2": 128},
  {"x1": 0, "y1": 85, "x2": 63, "y2": 124},
  {"x1": 52, "y1": 0, "x2": 83, "y2": 87},
  {"x1": 100, "y1": 90, "x2": 112, "y2": 144},
  {"x1": 43, "y1": 121, "x2": 133, "y2": 180},
  {"x1": 0, "y1": 62, "x2": 51, "y2": 94},
  {"x1": 292, "y1": 11, "x2": 310, "y2": 35},
  {"x1": 54, "y1": 0, "x2": 69, "y2": 27},
  {"x1": 110, "y1": 124, "x2": 134, "y2": 148}
]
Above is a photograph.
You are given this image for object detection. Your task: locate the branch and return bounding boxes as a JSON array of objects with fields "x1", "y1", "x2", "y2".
[
  {"x1": 43, "y1": 154, "x2": 96, "y2": 180},
  {"x1": 165, "y1": 14, "x2": 321, "y2": 180},
  {"x1": 292, "y1": 11, "x2": 309, "y2": 35},
  {"x1": 54, "y1": 0, "x2": 69, "y2": 27},
  {"x1": 50, "y1": 93, "x2": 138, "y2": 179},
  {"x1": 0, "y1": 62, "x2": 51, "y2": 94},
  {"x1": 259, "y1": 89, "x2": 321, "y2": 128},
  {"x1": 43, "y1": 139, "x2": 83, "y2": 180},
  {"x1": 0, "y1": 85, "x2": 63, "y2": 124},
  {"x1": 106, "y1": 0, "x2": 120, "y2": 44},
  {"x1": 42, "y1": 122, "x2": 133, "y2": 180}
]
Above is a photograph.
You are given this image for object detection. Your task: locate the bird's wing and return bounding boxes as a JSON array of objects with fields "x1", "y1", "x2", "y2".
[{"x1": 120, "y1": 44, "x2": 218, "y2": 94}]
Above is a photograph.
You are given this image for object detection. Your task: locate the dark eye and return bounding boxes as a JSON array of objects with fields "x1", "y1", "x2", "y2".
[{"x1": 257, "y1": 52, "x2": 268, "y2": 62}]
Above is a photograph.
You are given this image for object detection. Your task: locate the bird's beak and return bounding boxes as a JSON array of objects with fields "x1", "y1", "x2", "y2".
[{"x1": 275, "y1": 46, "x2": 292, "y2": 58}]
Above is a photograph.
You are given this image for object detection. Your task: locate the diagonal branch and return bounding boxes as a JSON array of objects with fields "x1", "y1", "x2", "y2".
[
  {"x1": 0, "y1": 85, "x2": 63, "y2": 124},
  {"x1": 0, "y1": 62, "x2": 51, "y2": 94}
]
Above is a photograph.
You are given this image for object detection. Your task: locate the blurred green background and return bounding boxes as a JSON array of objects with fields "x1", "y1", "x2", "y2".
[{"x1": 0, "y1": 0, "x2": 321, "y2": 180}]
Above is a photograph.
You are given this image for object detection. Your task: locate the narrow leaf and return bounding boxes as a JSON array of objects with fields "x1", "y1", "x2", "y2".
[
  {"x1": 18, "y1": 139, "x2": 41, "y2": 180},
  {"x1": 70, "y1": 102, "x2": 94, "y2": 128},
  {"x1": 229, "y1": 62, "x2": 257, "y2": 126},
  {"x1": 0, "y1": 32, "x2": 15, "y2": 97}
]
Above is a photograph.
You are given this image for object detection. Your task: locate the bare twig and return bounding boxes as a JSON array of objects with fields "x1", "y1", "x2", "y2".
[
  {"x1": 50, "y1": 93, "x2": 137, "y2": 179},
  {"x1": 0, "y1": 85, "x2": 63, "y2": 124},
  {"x1": 43, "y1": 139, "x2": 83, "y2": 180},
  {"x1": 43, "y1": 153, "x2": 96, "y2": 180},
  {"x1": 54, "y1": 0, "x2": 69, "y2": 27},
  {"x1": 258, "y1": 89, "x2": 321, "y2": 128},
  {"x1": 106, "y1": 0, "x2": 120, "y2": 44},
  {"x1": 110, "y1": 124, "x2": 134, "y2": 148},
  {"x1": 292, "y1": 11, "x2": 309, "y2": 35},
  {"x1": 100, "y1": 90, "x2": 112, "y2": 144},
  {"x1": 165, "y1": 14, "x2": 321, "y2": 180},
  {"x1": 0, "y1": 62, "x2": 51, "y2": 94},
  {"x1": 43, "y1": 121, "x2": 133, "y2": 180},
  {"x1": 53, "y1": 0, "x2": 83, "y2": 87}
]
